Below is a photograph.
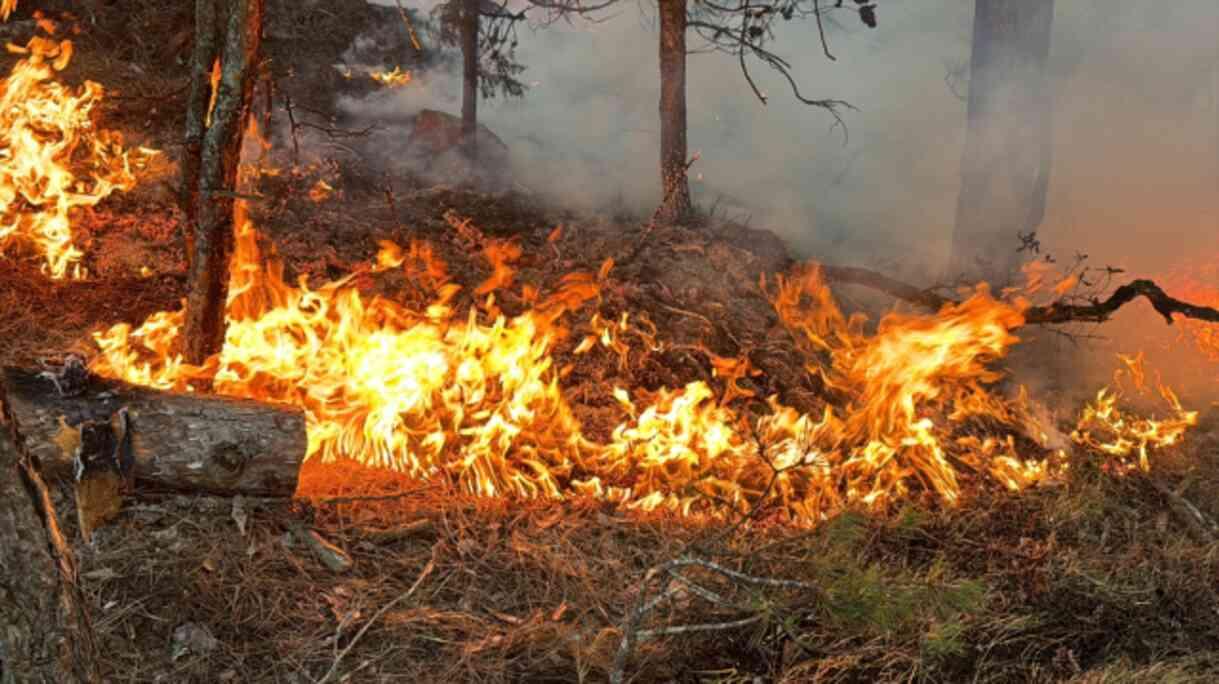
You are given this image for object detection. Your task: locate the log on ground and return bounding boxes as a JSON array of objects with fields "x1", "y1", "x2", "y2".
[{"x1": 2, "y1": 367, "x2": 306, "y2": 496}]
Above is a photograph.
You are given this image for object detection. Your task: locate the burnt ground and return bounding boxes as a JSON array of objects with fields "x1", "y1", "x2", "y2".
[{"x1": 4, "y1": 2, "x2": 1219, "y2": 682}]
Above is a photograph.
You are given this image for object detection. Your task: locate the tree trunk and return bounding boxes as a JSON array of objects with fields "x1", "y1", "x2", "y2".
[
  {"x1": 655, "y1": 0, "x2": 692, "y2": 224},
  {"x1": 0, "y1": 392, "x2": 100, "y2": 683},
  {"x1": 460, "y1": 0, "x2": 479, "y2": 160},
  {"x1": 184, "y1": 0, "x2": 263, "y2": 365},
  {"x1": 2, "y1": 368, "x2": 306, "y2": 497},
  {"x1": 949, "y1": 0, "x2": 1055, "y2": 288},
  {"x1": 181, "y1": 0, "x2": 221, "y2": 264}
]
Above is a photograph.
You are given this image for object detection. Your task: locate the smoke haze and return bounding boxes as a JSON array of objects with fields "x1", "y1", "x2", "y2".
[{"x1": 353, "y1": 0, "x2": 1217, "y2": 400}]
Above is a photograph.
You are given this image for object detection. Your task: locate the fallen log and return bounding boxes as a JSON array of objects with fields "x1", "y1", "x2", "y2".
[{"x1": 2, "y1": 367, "x2": 306, "y2": 497}]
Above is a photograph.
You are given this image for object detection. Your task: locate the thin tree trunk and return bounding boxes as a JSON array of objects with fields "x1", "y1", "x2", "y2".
[
  {"x1": 181, "y1": 0, "x2": 221, "y2": 265},
  {"x1": 655, "y1": 0, "x2": 692, "y2": 224},
  {"x1": 949, "y1": 0, "x2": 1055, "y2": 288},
  {"x1": 184, "y1": 0, "x2": 263, "y2": 365},
  {"x1": 0, "y1": 393, "x2": 100, "y2": 683},
  {"x1": 460, "y1": 0, "x2": 479, "y2": 160}
]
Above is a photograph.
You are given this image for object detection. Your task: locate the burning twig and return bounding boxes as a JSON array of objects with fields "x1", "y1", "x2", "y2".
[{"x1": 394, "y1": 0, "x2": 423, "y2": 52}]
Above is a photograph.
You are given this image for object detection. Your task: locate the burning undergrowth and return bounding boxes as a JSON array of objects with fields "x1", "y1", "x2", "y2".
[{"x1": 86, "y1": 191, "x2": 1202, "y2": 528}]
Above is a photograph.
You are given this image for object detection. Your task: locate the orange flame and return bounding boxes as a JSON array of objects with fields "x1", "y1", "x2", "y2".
[
  {"x1": 1072, "y1": 352, "x2": 1198, "y2": 473},
  {"x1": 369, "y1": 66, "x2": 411, "y2": 88},
  {"x1": 91, "y1": 218, "x2": 1104, "y2": 525},
  {"x1": 16, "y1": 39, "x2": 1182, "y2": 524},
  {"x1": 0, "y1": 34, "x2": 157, "y2": 278}
]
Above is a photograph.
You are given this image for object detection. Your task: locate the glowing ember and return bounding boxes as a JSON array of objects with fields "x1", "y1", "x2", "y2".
[
  {"x1": 370, "y1": 66, "x2": 411, "y2": 87},
  {"x1": 308, "y1": 179, "x2": 334, "y2": 203},
  {"x1": 0, "y1": 33, "x2": 156, "y2": 278}
]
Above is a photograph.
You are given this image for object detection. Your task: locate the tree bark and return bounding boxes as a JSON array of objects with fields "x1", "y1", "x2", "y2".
[
  {"x1": 949, "y1": 0, "x2": 1055, "y2": 288},
  {"x1": 655, "y1": 0, "x2": 692, "y2": 224},
  {"x1": 460, "y1": 0, "x2": 479, "y2": 160},
  {"x1": 2, "y1": 368, "x2": 306, "y2": 497},
  {"x1": 0, "y1": 390, "x2": 100, "y2": 683},
  {"x1": 181, "y1": 0, "x2": 221, "y2": 263},
  {"x1": 184, "y1": 0, "x2": 263, "y2": 365}
]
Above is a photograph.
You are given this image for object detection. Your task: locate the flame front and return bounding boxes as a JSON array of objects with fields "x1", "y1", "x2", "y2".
[
  {"x1": 93, "y1": 210, "x2": 1133, "y2": 524},
  {"x1": 0, "y1": 33, "x2": 156, "y2": 278},
  {"x1": 0, "y1": 40, "x2": 1179, "y2": 524}
]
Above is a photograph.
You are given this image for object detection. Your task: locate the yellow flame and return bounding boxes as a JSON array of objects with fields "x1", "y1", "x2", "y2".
[
  {"x1": 0, "y1": 35, "x2": 157, "y2": 278},
  {"x1": 370, "y1": 66, "x2": 411, "y2": 88},
  {"x1": 1072, "y1": 352, "x2": 1198, "y2": 473}
]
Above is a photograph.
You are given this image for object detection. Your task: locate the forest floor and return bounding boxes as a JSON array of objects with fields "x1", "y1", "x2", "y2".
[{"x1": 4, "y1": 2, "x2": 1219, "y2": 682}]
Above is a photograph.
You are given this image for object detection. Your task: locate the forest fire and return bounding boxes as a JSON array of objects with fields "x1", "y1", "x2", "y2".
[
  {"x1": 0, "y1": 30, "x2": 1200, "y2": 526},
  {"x1": 0, "y1": 32, "x2": 156, "y2": 278},
  {"x1": 88, "y1": 209, "x2": 1201, "y2": 524}
]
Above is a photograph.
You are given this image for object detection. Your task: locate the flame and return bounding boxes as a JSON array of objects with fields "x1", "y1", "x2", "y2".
[
  {"x1": 1162, "y1": 259, "x2": 1219, "y2": 362},
  {"x1": 369, "y1": 66, "x2": 411, "y2": 87},
  {"x1": 0, "y1": 35, "x2": 157, "y2": 278},
  {"x1": 205, "y1": 58, "x2": 221, "y2": 127},
  {"x1": 1, "y1": 0, "x2": 16, "y2": 21},
  {"x1": 308, "y1": 179, "x2": 334, "y2": 203},
  {"x1": 11, "y1": 35, "x2": 1178, "y2": 524},
  {"x1": 92, "y1": 216, "x2": 1101, "y2": 525},
  {"x1": 1072, "y1": 352, "x2": 1198, "y2": 474}
]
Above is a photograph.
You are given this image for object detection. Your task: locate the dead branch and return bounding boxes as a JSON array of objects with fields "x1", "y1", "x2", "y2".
[
  {"x1": 1145, "y1": 477, "x2": 1219, "y2": 544},
  {"x1": 610, "y1": 556, "x2": 817, "y2": 683},
  {"x1": 316, "y1": 544, "x2": 439, "y2": 684},
  {"x1": 816, "y1": 264, "x2": 1219, "y2": 328}
]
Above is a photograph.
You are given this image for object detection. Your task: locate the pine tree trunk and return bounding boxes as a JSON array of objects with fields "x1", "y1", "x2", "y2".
[
  {"x1": 181, "y1": 0, "x2": 221, "y2": 264},
  {"x1": 0, "y1": 394, "x2": 100, "y2": 683},
  {"x1": 949, "y1": 0, "x2": 1055, "y2": 288},
  {"x1": 460, "y1": 0, "x2": 479, "y2": 160},
  {"x1": 184, "y1": 0, "x2": 263, "y2": 365},
  {"x1": 655, "y1": 0, "x2": 692, "y2": 224}
]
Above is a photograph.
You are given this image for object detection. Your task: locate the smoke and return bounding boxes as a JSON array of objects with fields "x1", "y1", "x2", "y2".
[{"x1": 348, "y1": 0, "x2": 1217, "y2": 401}]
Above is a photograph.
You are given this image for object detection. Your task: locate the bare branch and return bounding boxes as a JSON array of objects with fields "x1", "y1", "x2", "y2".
[{"x1": 815, "y1": 264, "x2": 1219, "y2": 329}]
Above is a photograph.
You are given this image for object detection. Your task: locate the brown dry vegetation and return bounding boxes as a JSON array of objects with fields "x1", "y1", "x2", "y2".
[{"x1": 3, "y1": 2, "x2": 1219, "y2": 682}]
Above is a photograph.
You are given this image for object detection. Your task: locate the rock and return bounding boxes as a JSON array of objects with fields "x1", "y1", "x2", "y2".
[{"x1": 170, "y1": 623, "x2": 219, "y2": 661}]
